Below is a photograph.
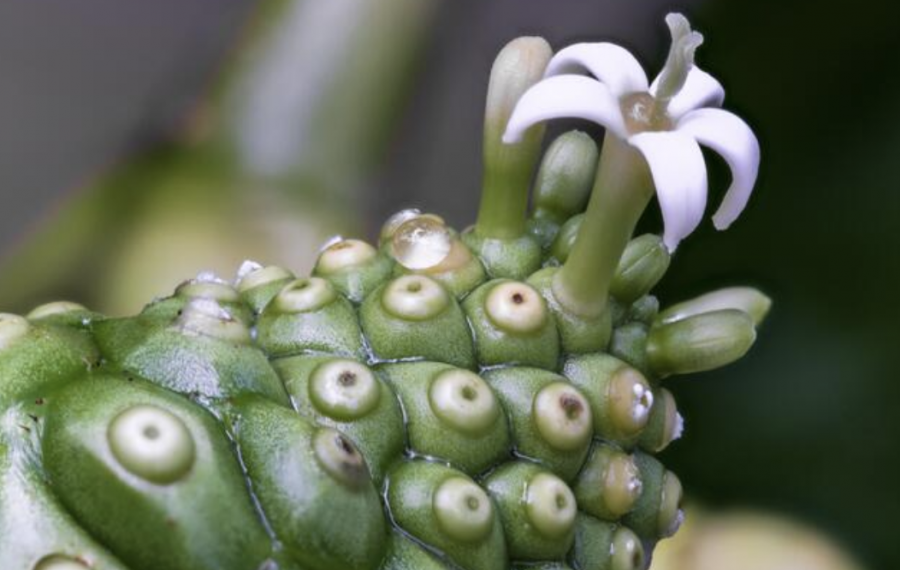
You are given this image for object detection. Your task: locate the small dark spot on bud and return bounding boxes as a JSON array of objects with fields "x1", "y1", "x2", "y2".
[
  {"x1": 511, "y1": 292, "x2": 525, "y2": 304},
  {"x1": 560, "y1": 395, "x2": 583, "y2": 420},
  {"x1": 461, "y1": 385, "x2": 478, "y2": 401},
  {"x1": 335, "y1": 434, "x2": 356, "y2": 456},
  {"x1": 406, "y1": 281, "x2": 423, "y2": 293},
  {"x1": 331, "y1": 241, "x2": 353, "y2": 251},
  {"x1": 338, "y1": 371, "x2": 357, "y2": 387},
  {"x1": 466, "y1": 496, "x2": 480, "y2": 510}
]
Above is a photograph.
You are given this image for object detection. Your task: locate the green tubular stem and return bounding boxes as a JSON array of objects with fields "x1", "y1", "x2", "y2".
[
  {"x1": 552, "y1": 134, "x2": 654, "y2": 318},
  {"x1": 476, "y1": 37, "x2": 552, "y2": 240}
]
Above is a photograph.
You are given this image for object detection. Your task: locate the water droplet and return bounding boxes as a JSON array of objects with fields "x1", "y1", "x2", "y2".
[
  {"x1": 380, "y1": 208, "x2": 421, "y2": 243},
  {"x1": 391, "y1": 217, "x2": 452, "y2": 270}
]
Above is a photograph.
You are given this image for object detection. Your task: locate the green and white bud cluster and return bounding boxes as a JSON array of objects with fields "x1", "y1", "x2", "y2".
[{"x1": 0, "y1": 13, "x2": 767, "y2": 570}]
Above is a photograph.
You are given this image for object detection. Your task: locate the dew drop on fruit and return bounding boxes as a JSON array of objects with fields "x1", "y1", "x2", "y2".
[{"x1": 391, "y1": 217, "x2": 452, "y2": 270}]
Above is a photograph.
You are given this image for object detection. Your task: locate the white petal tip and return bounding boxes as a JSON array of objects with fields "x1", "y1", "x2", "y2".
[{"x1": 712, "y1": 216, "x2": 733, "y2": 230}]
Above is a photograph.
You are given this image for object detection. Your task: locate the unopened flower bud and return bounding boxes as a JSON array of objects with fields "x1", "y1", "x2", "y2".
[
  {"x1": 610, "y1": 234, "x2": 670, "y2": 303},
  {"x1": 658, "y1": 286, "x2": 772, "y2": 326},
  {"x1": 648, "y1": 309, "x2": 756, "y2": 377}
]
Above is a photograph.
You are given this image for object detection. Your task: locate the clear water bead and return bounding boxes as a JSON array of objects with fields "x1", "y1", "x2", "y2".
[{"x1": 391, "y1": 216, "x2": 452, "y2": 270}]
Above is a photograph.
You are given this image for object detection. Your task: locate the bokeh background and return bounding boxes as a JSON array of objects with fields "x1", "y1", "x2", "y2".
[{"x1": 1, "y1": 0, "x2": 897, "y2": 568}]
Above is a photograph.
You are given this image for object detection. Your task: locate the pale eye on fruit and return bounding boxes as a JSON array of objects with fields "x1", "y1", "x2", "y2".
[
  {"x1": 433, "y1": 476, "x2": 494, "y2": 542},
  {"x1": 107, "y1": 404, "x2": 196, "y2": 485}
]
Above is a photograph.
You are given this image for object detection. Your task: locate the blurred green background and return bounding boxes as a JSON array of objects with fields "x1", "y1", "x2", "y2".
[{"x1": 1, "y1": 0, "x2": 897, "y2": 568}]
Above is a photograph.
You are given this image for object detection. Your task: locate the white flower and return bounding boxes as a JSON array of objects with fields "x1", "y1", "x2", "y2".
[{"x1": 503, "y1": 14, "x2": 760, "y2": 251}]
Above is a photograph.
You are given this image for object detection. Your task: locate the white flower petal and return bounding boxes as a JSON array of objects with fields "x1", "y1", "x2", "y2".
[
  {"x1": 629, "y1": 131, "x2": 708, "y2": 251},
  {"x1": 651, "y1": 65, "x2": 724, "y2": 119},
  {"x1": 503, "y1": 75, "x2": 627, "y2": 143},
  {"x1": 677, "y1": 108, "x2": 760, "y2": 229},
  {"x1": 545, "y1": 42, "x2": 649, "y2": 97}
]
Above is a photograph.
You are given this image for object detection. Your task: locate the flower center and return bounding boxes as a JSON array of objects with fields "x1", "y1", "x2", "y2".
[{"x1": 620, "y1": 92, "x2": 672, "y2": 135}]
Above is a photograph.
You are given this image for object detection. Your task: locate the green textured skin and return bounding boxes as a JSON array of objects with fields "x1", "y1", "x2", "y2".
[
  {"x1": 241, "y1": 276, "x2": 296, "y2": 315},
  {"x1": 461, "y1": 231, "x2": 542, "y2": 280},
  {"x1": 257, "y1": 291, "x2": 365, "y2": 359},
  {"x1": 386, "y1": 461, "x2": 508, "y2": 570},
  {"x1": 236, "y1": 398, "x2": 387, "y2": 570},
  {"x1": 380, "y1": 362, "x2": 510, "y2": 475},
  {"x1": 562, "y1": 354, "x2": 647, "y2": 447},
  {"x1": 462, "y1": 279, "x2": 559, "y2": 370},
  {"x1": 316, "y1": 252, "x2": 395, "y2": 305},
  {"x1": 527, "y1": 267, "x2": 613, "y2": 354},
  {"x1": 484, "y1": 367, "x2": 591, "y2": 481},
  {"x1": 484, "y1": 461, "x2": 575, "y2": 560},
  {"x1": 360, "y1": 280, "x2": 475, "y2": 369},
  {"x1": 42, "y1": 374, "x2": 274, "y2": 570},
  {"x1": 275, "y1": 355, "x2": 405, "y2": 484},
  {"x1": 0, "y1": 195, "x2": 765, "y2": 568}
]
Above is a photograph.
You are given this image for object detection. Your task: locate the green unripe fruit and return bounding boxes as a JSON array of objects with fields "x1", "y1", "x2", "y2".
[
  {"x1": 647, "y1": 309, "x2": 757, "y2": 377},
  {"x1": 383, "y1": 275, "x2": 450, "y2": 320},
  {"x1": 25, "y1": 302, "x2": 96, "y2": 328},
  {"x1": 429, "y1": 368, "x2": 501, "y2": 435},
  {"x1": 361, "y1": 277, "x2": 475, "y2": 369},
  {"x1": 237, "y1": 399, "x2": 385, "y2": 570},
  {"x1": 0, "y1": 318, "x2": 99, "y2": 410},
  {"x1": 382, "y1": 531, "x2": 451, "y2": 570},
  {"x1": 176, "y1": 275, "x2": 240, "y2": 303},
  {"x1": 308, "y1": 359, "x2": 381, "y2": 420},
  {"x1": 387, "y1": 461, "x2": 507, "y2": 570},
  {"x1": 235, "y1": 261, "x2": 295, "y2": 314},
  {"x1": 532, "y1": 131, "x2": 598, "y2": 224},
  {"x1": 485, "y1": 367, "x2": 592, "y2": 480},
  {"x1": 528, "y1": 267, "x2": 612, "y2": 354},
  {"x1": 570, "y1": 514, "x2": 645, "y2": 570},
  {"x1": 638, "y1": 387, "x2": 683, "y2": 453},
  {"x1": 433, "y1": 476, "x2": 495, "y2": 542},
  {"x1": 485, "y1": 461, "x2": 577, "y2": 560},
  {"x1": 622, "y1": 452, "x2": 684, "y2": 540},
  {"x1": 463, "y1": 279, "x2": 559, "y2": 369},
  {"x1": 176, "y1": 298, "x2": 252, "y2": 344},
  {"x1": 257, "y1": 277, "x2": 365, "y2": 359},
  {"x1": 275, "y1": 355, "x2": 404, "y2": 485},
  {"x1": 95, "y1": 301, "x2": 289, "y2": 406},
  {"x1": 107, "y1": 404, "x2": 195, "y2": 485},
  {"x1": 574, "y1": 442, "x2": 643, "y2": 520},
  {"x1": 533, "y1": 382, "x2": 594, "y2": 451},
  {"x1": 381, "y1": 362, "x2": 510, "y2": 474},
  {"x1": 314, "y1": 238, "x2": 394, "y2": 303},
  {"x1": 609, "y1": 235, "x2": 671, "y2": 304},
  {"x1": 42, "y1": 375, "x2": 273, "y2": 570},
  {"x1": 134, "y1": 274, "x2": 254, "y2": 326},
  {"x1": 563, "y1": 354, "x2": 654, "y2": 446},
  {"x1": 462, "y1": 231, "x2": 542, "y2": 280}
]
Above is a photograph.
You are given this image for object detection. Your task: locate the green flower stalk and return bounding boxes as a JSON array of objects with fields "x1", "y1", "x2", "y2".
[{"x1": 0, "y1": 13, "x2": 769, "y2": 570}]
